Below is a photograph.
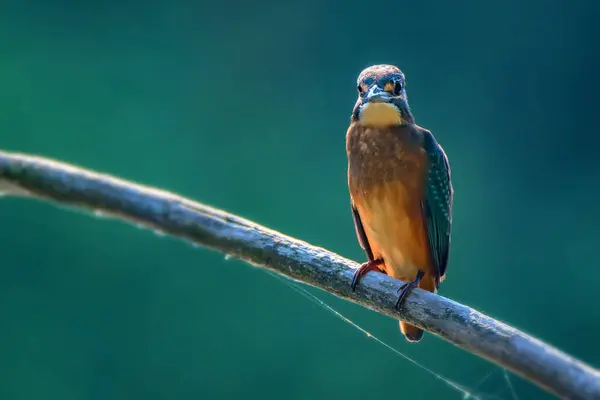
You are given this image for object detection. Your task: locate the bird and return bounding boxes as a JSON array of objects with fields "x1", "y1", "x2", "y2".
[{"x1": 346, "y1": 64, "x2": 453, "y2": 342}]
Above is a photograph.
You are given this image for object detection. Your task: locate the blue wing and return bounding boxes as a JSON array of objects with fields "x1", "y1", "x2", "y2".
[
  {"x1": 421, "y1": 129, "x2": 453, "y2": 287},
  {"x1": 351, "y1": 203, "x2": 374, "y2": 261}
]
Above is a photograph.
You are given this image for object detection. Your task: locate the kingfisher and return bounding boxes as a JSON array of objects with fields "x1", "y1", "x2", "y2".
[{"x1": 346, "y1": 64, "x2": 453, "y2": 342}]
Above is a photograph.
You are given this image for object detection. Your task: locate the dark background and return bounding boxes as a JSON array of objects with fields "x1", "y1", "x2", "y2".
[{"x1": 1, "y1": 1, "x2": 599, "y2": 399}]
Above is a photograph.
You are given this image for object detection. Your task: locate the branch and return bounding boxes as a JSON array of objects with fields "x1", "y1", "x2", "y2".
[{"x1": 0, "y1": 150, "x2": 598, "y2": 400}]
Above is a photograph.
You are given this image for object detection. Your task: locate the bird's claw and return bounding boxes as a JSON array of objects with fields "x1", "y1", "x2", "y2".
[
  {"x1": 394, "y1": 270, "x2": 424, "y2": 311},
  {"x1": 351, "y1": 259, "x2": 384, "y2": 291}
]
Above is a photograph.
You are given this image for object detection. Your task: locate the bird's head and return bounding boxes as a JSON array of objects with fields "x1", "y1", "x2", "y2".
[{"x1": 351, "y1": 64, "x2": 413, "y2": 127}]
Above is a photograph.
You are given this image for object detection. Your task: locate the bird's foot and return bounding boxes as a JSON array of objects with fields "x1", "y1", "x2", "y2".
[
  {"x1": 395, "y1": 270, "x2": 425, "y2": 311},
  {"x1": 351, "y1": 259, "x2": 384, "y2": 291}
]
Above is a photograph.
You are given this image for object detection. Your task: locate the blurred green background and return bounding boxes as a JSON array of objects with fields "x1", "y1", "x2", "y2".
[{"x1": 1, "y1": 1, "x2": 599, "y2": 399}]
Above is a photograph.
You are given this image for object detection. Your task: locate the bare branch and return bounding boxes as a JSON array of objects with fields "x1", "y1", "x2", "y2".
[{"x1": 1, "y1": 150, "x2": 598, "y2": 400}]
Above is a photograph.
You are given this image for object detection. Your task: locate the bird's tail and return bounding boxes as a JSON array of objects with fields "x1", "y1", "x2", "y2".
[
  {"x1": 400, "y1": 321, "x2": 424, "y2": 342},
  {"x1": 399, "y1": 273, "x2": 437, "y2": 342}
]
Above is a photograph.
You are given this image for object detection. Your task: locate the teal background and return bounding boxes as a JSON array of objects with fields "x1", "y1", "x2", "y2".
[{"x1": 1, "y1": 1, "x2": 599, "y2": 399}]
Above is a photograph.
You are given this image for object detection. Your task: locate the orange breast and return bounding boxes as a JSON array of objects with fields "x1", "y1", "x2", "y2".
[
  {"x1": 347, "y1": 121, "x2": 435, "y2": 283},
  {"x1": 352, "y1": 180, "x2": 432, "y2": 282}
]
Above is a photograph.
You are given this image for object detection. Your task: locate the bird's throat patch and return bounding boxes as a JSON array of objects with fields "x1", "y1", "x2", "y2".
[{"x1": 359, "y1": 103, "x2": 403, "y2": 127}]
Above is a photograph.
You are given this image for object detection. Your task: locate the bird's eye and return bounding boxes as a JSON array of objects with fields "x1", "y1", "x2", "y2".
[
  {"x1": 393, "y1": 81, "x2": 403, "y2": 96},
  {"x1": 357, "y1": 85, "x2": 364, "y2": 95}
]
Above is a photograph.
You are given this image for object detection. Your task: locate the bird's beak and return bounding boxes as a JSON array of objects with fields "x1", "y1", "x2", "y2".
[{"x1": 363, "y1": 85, "x2": 392, "y2": 103}]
